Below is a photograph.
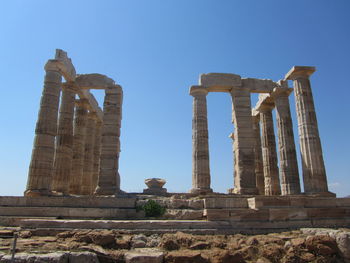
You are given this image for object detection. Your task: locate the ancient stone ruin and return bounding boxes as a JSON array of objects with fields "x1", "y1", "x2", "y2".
[
  {"x1": 190, "y1": 68, "x2": 333, "y2": 197},
  {"x1": 25, "y1": 49, "x2": 123, "y2": 197},
  {"x1": 0, "y1": 49, "x2": 349, "y2": 235}
]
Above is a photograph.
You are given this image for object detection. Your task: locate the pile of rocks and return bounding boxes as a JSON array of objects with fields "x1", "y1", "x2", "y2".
[{"x1": 0, "y1": 228, "x2": 349, "y2": 262}]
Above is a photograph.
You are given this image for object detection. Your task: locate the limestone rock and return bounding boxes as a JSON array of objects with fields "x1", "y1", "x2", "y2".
[
  {"x1": 305, "y1": 235, "x2": 338, "y2": 256},
  {"x1": 189, "y1": 241, "x2": 210, "y2": 250},
  {"x1": 165, "y1": 250, "x2": 209, "y2": 263},
  {"x1": 125, "y1": 250, "x2": 163, "y2": 263},
  {"x1": 0, "y1": 252, "x2": 70, "y2": 263},
  {"x1": 209, "y1": 250, "x2": 246, "y2": 263},
  {"x1": 159, "y1": 239, "x2": 179, "y2": 251},
  {"x1": 69, "y1": 252, "x2": 99, "y2": 263},
  {"x1": 89, "y1": 230, "x2": 116, "y2": 248},
  {"x1": 335, "y1": 232, "x2": 350, "y2": 260},
  {"x1": 132, "y1": 240, "x2": 146, "y2": 248}
]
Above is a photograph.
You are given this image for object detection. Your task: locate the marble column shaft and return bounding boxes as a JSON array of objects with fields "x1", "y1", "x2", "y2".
[
  {"x1": 51, "y1": 84, "x2": 76, "y2": 194},
  {"x1": 260, "y1": 105, "x2": 281, "y2": 195},
  {"x1": 230, "y1": 88, "x2": 258, "y2": 195},
  {"x1": 273, "y1": 86, "x2": 301, "y2": 195},
  {"x1": 25, "y1": 63, "x2": 62, "y2": 197},
  {"x1": 95, "y1": 85, "x2": 123, "y2": 195},
  {"x1": 190, "y1": 86, "x2": 212, "y2": 194},
  {"x1": 91, "y1": 120, "x2": 102, "y2": 194},
  {"x1": 81, "y1": 112, "x2": 97, "y2": 195},
  {"x1": 69, "y1": 99, "x2": 88, "y2": 195},
  {"x1": 252, "y1": 115, "x2": 265, "y2": 195},
  {"x1": 286, "y1": 67, "x2": 329, "y2": 194}
]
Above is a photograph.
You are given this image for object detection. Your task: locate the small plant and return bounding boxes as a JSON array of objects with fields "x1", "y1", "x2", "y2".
[{"x1": 140, "y1": 200, "x2": 166, "y2": 218}]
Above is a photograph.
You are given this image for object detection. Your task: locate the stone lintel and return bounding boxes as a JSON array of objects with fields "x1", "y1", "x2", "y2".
[
  {"x1": 242, "y1": 78, "x2": 276, "y2": 93},
  {"x1": 76, "y1": 73, "x2": 115, "y2": 90},
  {"x1": 271, "y1": 87, "x2": 293, "y2": 98},
  {"x1": 189, "y1": 85, "x2": 208, "y2": 96},
  {"x1": 284, "y1": 66, "x2": 316, "y2": 80},
  {"x1": 200, "y1": 73, "x2": 242, "y2": 92}
]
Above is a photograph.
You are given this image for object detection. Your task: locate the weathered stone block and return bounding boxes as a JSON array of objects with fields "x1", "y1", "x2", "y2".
[
  {"x1": 200, "y1": 73, "x2": 241, "y2": 91},
  {"x1": 269, "y1": 208, "x2": 308, "y2": 221},
  {"x1": 204, "y1": 198, "x2": 248, "y2": 209},
  {"x1": 204, "y1": 209, "x2": 230, "y2": 221},
  {"x1": 229, "y1": 208, "x2": 269, "y2": 221}
]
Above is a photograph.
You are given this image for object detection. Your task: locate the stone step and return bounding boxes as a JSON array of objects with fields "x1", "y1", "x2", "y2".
[
  {"x1": 4, "y1": 218, "x2": 350, "y2": 235},
  {"x1": 0, "y1": 196, "x2": 136, "y2": 208},
  {"x1": 248, "y1": 196, "x2": 350, "y2": 209},
  {"x1": 205, "y1": 207, "x2": 350, "y2": 221},
  {"x1": 0, "y1": 206, "x2": 143, "y2": 219}
]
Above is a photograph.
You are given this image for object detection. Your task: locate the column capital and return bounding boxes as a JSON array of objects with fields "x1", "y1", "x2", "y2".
[
  {"x1": 44, "y1": 60, "x2": 61, "y2": 72},
  {"x1": 106, "y1": 85, "x2": 123, "y2": 94},
  {"x1": 271, "y1": 87, "x2": 293, "y2": 98},
  {"x1": 285, "y1": 66, "x2": 315, "y2": 80},
  {"x1": 189, "y1": 85, "x2": 208, "y2": 96},
  {"x1": 258, "y1": 103, "x2": 274, "y2": 113}
]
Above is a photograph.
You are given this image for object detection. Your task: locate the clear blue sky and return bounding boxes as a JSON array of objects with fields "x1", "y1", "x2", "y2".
[{"x1": 0, "y1": 1, "x2": 349, "y2": 197}]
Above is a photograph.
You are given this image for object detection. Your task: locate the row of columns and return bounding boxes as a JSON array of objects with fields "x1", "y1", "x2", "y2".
[
  {"x1": 25, "y1": 63, "x2": 123, "y2": 197},
  {"x1": 191, "y1": 67, "x2": 333, "y2": 196}
]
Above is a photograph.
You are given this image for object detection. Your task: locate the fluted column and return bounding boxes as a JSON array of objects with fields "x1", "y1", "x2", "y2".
[
  {"x1": 51, "y1": 84, "x2": 76, "y2": 195},
  {"x1": 285, "y1": 66, "x2": 333, "y2": 196},
  {"x1": 229, "y1": 88, "x2": 258, "y2": 195},
  {"x1": 81, "y1": 112, "x2": 97, "y2": 195},
  {"x1": 25, "y1": 61, "x2": 62, "y2": 197},
  {"x1": 91, "y1": 119, "x2": 102, "y2": 193},
  {"x1": 252, "y1": 114, "x2": 265, "y2": 195},
  {"x1": 69, "y1": 99, "x2": 88, "y2": 195},
  {"x1": 272, "y1": 82, "x2": 301, "y2": 195},
  {"x1": 189, "y1": 86, "x2": 212, "y2": 194},
  {"x1": 259, "y1": 104, "x2": 281, "y2": 195},
  {"x1": 95, "y1": 85, "x2": 123, "y2": 195}
]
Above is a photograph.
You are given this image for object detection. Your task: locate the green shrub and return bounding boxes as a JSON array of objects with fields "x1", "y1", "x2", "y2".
[{"x1": 140, "y1": 200, "x2": 166, "y2": 218}]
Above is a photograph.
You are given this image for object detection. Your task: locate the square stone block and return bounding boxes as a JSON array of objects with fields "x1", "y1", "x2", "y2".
[
  {"x1": 204, "y1": 209, "x2": 230, "y2": 221},
  {"x1": 200, "y1": 73, "x2": 242, "y2": 91},
  {"x1": 269, "y1": 208, "x2": 308, "y2": 221},
  {"x1": 229, "y1": 208, "x2": 269, "y2": 221},
  {"x1": 204, "y1": 198, "x2": 248, "y2": 209}
]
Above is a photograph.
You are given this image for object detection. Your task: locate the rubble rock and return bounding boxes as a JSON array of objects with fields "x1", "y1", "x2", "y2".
[{"x1": 165, "y1": 250, "x2": 209, "y2": 263}]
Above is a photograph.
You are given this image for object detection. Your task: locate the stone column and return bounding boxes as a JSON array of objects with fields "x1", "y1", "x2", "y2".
[
  {"x1": 259, "y1": 103, "x2": 281, "y2": 195},
  {"x1": 25, "y1": 61, "x2": 62, "y2": 197},
  {"x1": 272, "y1": 82, "x2": 301, "y2": 195},
  {"x1": 81, "y1": 112, "x2": 97, "y2": 195},
  {"x1": 189, "y1": 86, "x2": 212, "y2": 194},
  {"x1": 229, "y1": 88, "x2": 258, "y2": 195},
  {"x1": 95, "y1": 85, "x2": 123, "y2": 195},
  {"x1": 252, "y1": 114, "x2": 265, "y2": 195},
  {"x1": 51, "y1": 83, "x2": 76, "y2": 195},
  {"x1": 91, "y1": 119, "x2": 102, "y2": 193},
  {"x1": 285, "y1": 66, "x2": 333, "y2": 196},
  {"x1": 69, "y1": 99, "x2": 88, "y2": 195}
]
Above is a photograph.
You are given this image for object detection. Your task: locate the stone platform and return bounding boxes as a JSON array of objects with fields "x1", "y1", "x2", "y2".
[{"x1": 0, "y1": 195, "x2": 349, "y2": 234}]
